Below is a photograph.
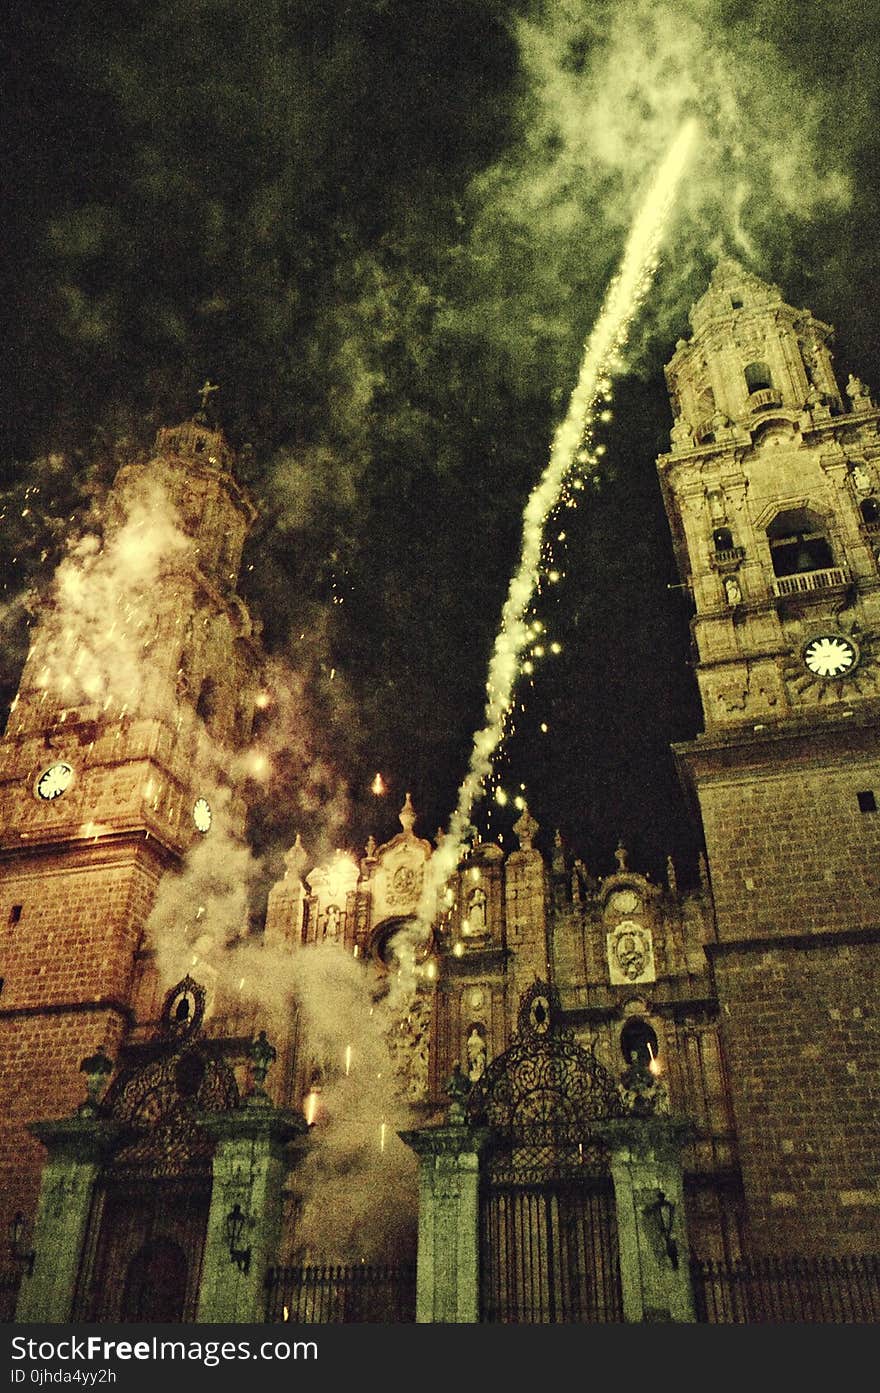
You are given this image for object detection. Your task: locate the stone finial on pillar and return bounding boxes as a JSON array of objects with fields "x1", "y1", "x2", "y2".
[
  {"x1": 666, "y1": 855, "x2": 678, "y2": 896},
  {"x1": 399, "y1": 792, "x2": 417, "y2": 835},
  {"x1": 513, "y1": 806, "x2": 538, "y2": 850},
  {"x1": 283, "y1": 833, "x2": 308, "y2": 883},
  {"x1": 444, "y1": 1063, "x2": 472, "y2": 1124},
  {"x1": 78, "y1": 1046, "x2": 114, "y2": 1117},
  {"x1": 247, "y1": 1030, "x2": 276, "y2": 1100}
]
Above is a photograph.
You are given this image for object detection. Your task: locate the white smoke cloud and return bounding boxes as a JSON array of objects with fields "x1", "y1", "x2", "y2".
[
  {"x1": 459, "y1": 0, "x2": 852, "y2": 377},
  {"x1": 25, "y1": 476, "x2": 190, "y2": 716}
]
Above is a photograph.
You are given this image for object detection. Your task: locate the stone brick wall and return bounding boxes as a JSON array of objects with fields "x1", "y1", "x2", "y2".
[
  {"x1": 0, "y1": 843, "x2": 163, "y2": 1244},
  {"x1": 0, "y1": 1008, "x2": 128, "y2": 1256},
  {"x1": 711, "y1": 933, "x2": 880, "y2": 1254},
  {"x1": 698, "y1": 757, "x2": 880, "y2": 940}
]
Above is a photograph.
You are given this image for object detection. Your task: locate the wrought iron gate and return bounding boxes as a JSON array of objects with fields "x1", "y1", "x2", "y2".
[{"x1": 469, "y1": 981, "x2": 625, "y2": 1323}]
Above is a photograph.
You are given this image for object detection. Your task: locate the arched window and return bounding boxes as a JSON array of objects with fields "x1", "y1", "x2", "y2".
[
  {"x1": 620, "y1": 1017, "x2": 659, "y2": 1070},
  {"x1": 767, "y1": 507, "x2": 834, "y2": 577},
  {"x1": 860, "y1": 497, "x2": 880, "y2": 525},
  {"x1": 745, "y1": 361, "x2": 773, "y2": 393},
  {"x1": 713, "y1": 527, "x2": 734, "y2": 552}
]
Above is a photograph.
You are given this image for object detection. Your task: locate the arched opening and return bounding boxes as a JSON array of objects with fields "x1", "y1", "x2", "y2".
[
  {"x1": 860, "y1": 497, "x2": 880, "y2": 526},
  {"x1": 767, "y1": 508, "x2": 834, "y2": 577},
  {"x1": 745, "y1": 361, "x2": 773, "y2": 393},
  {"x1": 620, "y1": 1017, "x2": 659, "y2": 1071},
  {"x1": 120, "y1": 1238, "x2": 188, "y2": 1323},
  {"x1": 713, "y1": 527, "x2": 734, "y2": 552}
]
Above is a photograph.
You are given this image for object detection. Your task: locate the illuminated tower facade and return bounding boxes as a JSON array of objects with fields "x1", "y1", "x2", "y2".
[
  {"x1": 658, "y1": 261, "x2": 880, "y2": 1252},
  {"x1": 0, "y1": 415, "x2": 263, "y2": 1241}
]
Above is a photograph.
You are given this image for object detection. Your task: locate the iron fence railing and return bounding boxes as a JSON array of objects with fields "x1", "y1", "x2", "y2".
[
  {"x1": 692, "y1": 1255, "x2": 880, "y2": 1323},
  {"x1": 265, "y1": 1264, "x2": 416, "y2": 1324}
]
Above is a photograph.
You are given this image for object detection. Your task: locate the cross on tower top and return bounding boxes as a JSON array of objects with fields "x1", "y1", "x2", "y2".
[{"x1": 196, "y1": 379, "x2": 220, "y2": 419}]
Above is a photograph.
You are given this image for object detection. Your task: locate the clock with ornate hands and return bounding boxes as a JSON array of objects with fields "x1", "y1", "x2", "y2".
[
  {"x1": 802, "y1": 634, "x2": 859, "y2": 679},
  {"x1": 192, "y1": 797, "x2": 213, "y2": 833},
  {"x1": 34, "y1": 761, "x2": 75, "y2": 801}
]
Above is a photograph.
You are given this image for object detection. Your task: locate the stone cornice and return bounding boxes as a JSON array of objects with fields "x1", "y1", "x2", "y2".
[
  {"x1": 29, "y1": 1115, "x2": 125, "y2": 1160},
  {"x1": 595, "y1": 1114, "x2": 697, "y2": 1162},
  {"x1": 706, "y1": 925, "x2": 880, "y2": 957},
  {"x1": 198, "y1": 1098, "x2": 308, "y2": 1147},
  {"x1": 398, "y1": 1123, "x2": 491, "y2": 1159},
  {"x1": 0, "y1": 997, "x2": 134, "y2": 1025}
]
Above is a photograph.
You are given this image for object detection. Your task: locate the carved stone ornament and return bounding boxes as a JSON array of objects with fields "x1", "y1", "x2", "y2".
[
  {"x1": 607, "y1": 921, "x2": 656, "y2": 986},
  {"x1": 386, "y1": 858, "x2": 423, "y2": 907}
]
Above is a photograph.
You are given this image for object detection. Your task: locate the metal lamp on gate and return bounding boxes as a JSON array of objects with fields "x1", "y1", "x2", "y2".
[
  {"x1": 9, "y1": 1211, "x2": 35, "y2": 1276},
  {"x1": 225, "y1": 1203, "x2": 251, "y2": 1274},
  {"x1": 647, "y1": 1190, "x2": 679, "y2": 1270}
]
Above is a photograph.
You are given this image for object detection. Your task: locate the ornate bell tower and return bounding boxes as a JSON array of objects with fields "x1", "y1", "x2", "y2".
[
  {"x1": 658, "y1": 261, "x2": 880, "y2": 1253},
  {"x1": 0, "y1": 411, "x2": 263, "y2": 1238},
  {"x1": 660, "y1": 259, "x2": 880, "y2": 939}
]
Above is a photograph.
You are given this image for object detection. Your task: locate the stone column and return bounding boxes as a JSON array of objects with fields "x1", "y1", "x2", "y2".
[
  {"x1": 16, "y1": 1116, "x2": 121, "y2": 1323},
  {"x1": 597, "y1": 1114, "x2": 696, "y2": 1323},
  {"x1": 197, "y1": 1094, "x2": 307, "y2": 1324},
  {"x1": 399, "y1": 1117, "x2": 490, "y2": 1323}
]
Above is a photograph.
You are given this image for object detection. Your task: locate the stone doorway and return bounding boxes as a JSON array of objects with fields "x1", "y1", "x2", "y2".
[{"x1": 76, "y1": 1179, "x2": 210, "y2": 1322}]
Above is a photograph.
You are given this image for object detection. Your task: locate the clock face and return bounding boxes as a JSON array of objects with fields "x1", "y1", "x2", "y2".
[
  {"x1": 802, "y1": 634, "x2": 858, "y2": 679},
  {"x1": 35, "y1": 762, "x2": 74, "y2": 801},
  {"x1": 192, "y1": 797, "x2": 212, "y2": 833},
  {"x1": 608, "y1": 889, "x2": 639, "y2": 914}
]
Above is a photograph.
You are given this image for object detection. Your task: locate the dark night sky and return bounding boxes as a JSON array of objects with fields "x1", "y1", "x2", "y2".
[{"x1": 3, "y1": 0, "x2": 880, "y2": 887}]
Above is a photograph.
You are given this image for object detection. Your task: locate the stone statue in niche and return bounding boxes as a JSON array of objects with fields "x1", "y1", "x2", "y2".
[
  {"x1": 323, "y1": 904, "x2": 342, "y2": 940},
  {"x1": 851, "y1": 463, "x2": 874, "y2": 495},
  {"x1": 670, "y1": 417, "x2": 694, "y2": 449},
  {"x1": 466, "y1": 1025, "x2": 487, "y2": 1083},
  {"x1": 724, "y1": 575, "x2": 742, "y2": 606},
  {"x1": 463, "y1": 886, "x2": 488, "y2": 936},
  {"x1": 847, "y1": 375, "x2": 872, "y2": 412}
]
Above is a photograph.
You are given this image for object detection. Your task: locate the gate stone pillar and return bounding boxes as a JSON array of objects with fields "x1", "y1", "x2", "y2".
[
  {"x1": 597, "y1": 1111, "x2": 696, "y2": 1323},
  {"x1": 197, "y1": 1092, "x2": 307, "y2": 1324},
  {"x1": 16, "y1": 1114, "x2": 121, "y2": 1323},
  {"x1": 400, "y1": 1074, "x2": 490, "y2": 1323}
]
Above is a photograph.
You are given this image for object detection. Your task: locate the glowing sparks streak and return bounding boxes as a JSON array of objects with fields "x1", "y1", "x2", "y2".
[{"x1": 424, "y1": 120, "x2": 698, "y2": 908}]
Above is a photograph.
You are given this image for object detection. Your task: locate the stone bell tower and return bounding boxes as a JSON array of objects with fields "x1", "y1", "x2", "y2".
[
  {"x1": 657, "y1": 261, "x2": 880, "y2": 1253},
  {"x1": 0, "y1": 408, "x2": 264, "y2": 1243}
]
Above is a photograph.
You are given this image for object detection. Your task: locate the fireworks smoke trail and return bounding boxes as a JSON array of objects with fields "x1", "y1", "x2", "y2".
[{"x1": 424, "y1": 118, "x2": 698, "y2": 906}]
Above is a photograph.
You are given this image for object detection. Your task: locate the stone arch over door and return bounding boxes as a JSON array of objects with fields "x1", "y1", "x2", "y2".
[{"x1": 468, "y1": 981, "x2": 626, "y2": 1322}]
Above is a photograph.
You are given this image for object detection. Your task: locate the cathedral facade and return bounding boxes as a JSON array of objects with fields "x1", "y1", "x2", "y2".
[{"x1": 2, "y1": 263, "x2": 879, "y2": 1322}]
